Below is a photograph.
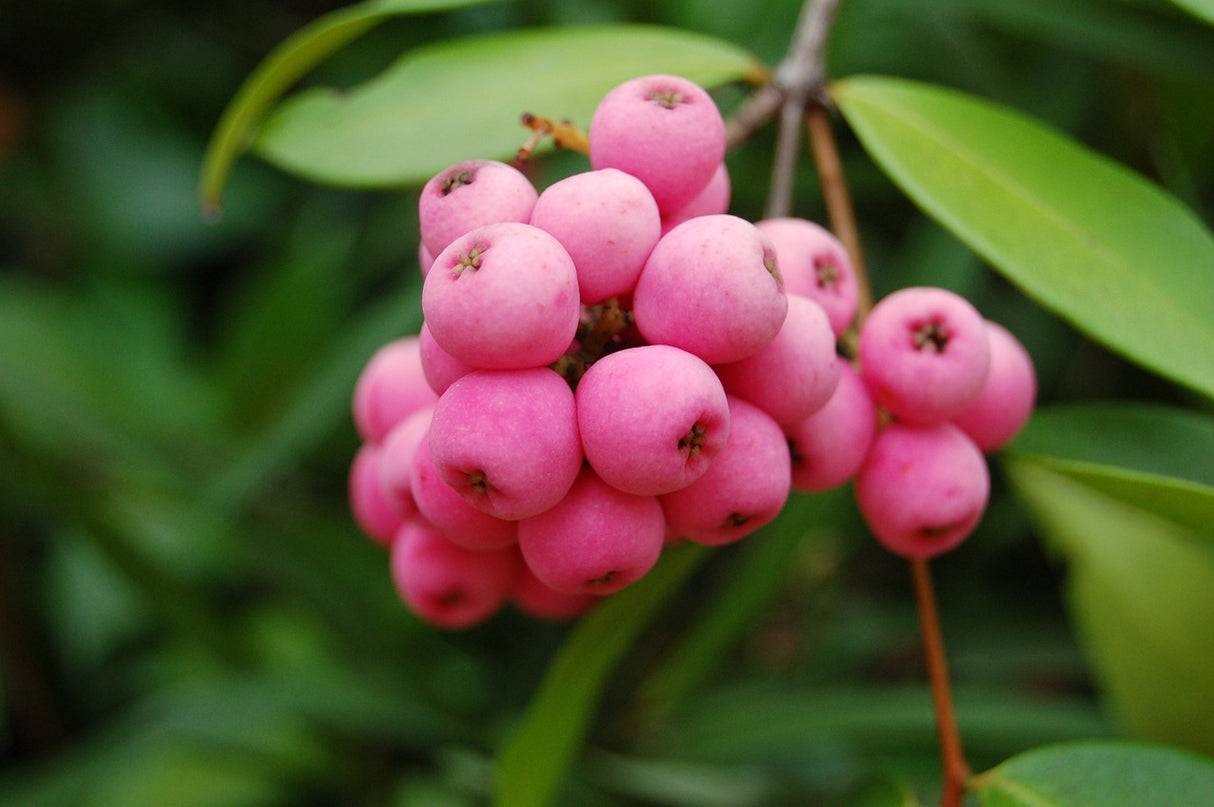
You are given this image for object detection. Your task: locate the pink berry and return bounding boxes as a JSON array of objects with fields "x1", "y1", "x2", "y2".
[
  {"x1": 786, "y1": 362, "x2": 878, "y2": 492},
  {"x1": 661, "y1": 395, "x2": 791, "y2": 546},
  {"x1": 755, "y1": 217, "x2": 859, "y2": 336},
  {"x1": 422, "y1": 222, "x2": 580, "y2": 370},
  {"x1": 418, "y1": 159, "x2": 537, "y2": 257},
  {"x1": 518, "y1": 467, "x2": 665, "y2": 596},
  {"x1": 951, "y1": 321, "x2": 1037, "y2": 452},
  {"x1": 858, "y1": 286, "x2": 991, "y2": 424},
  {"x1": 511, "y1": 558, "x2": 598, "y2": 621},
  {"x1": 417, "y1": 321, "x2": 474, "y2": 395},
  {"x1": 528, "y1": 168, "x2": 661, "y2": 304},
  {"x1": 576, "y1": 344, "x2": 730, "y2": 496},
  {"x1": 428, "y1": 367, "x2": 582, "y2": 521},
  {"x1": 410, "y1": 435, "x2": 517, "y2": 550},
  {"x1": 854, "y1": 421, "x2": 990, "y2": 559},
  {"x1": 713, "y1": 294, "x2": 840, "y2": 425},
  {"x1": 389, "y1": 517, "x2": 517, "y2": 630},
  {"x1": 352, "y1": 335, "x2": 439, "y2": 443},
  {"x1": 661, "y1": 162, "x2": 731, "y2": 234},
  {"x1": 348, "y1": 442, "x2": 404, "y2": 547},
  {"x1": 589, "y1": 74, "x2": 726, "y2": 216},
  {"x1": 377, "y1": 404, "x2": 434, "y2": 520},
  {"x1": 633, "y1": 214, "x2": 787, "y2": 364}
]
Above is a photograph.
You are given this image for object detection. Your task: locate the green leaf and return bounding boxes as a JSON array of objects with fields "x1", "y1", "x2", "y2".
[
  {"x1": 493, "y1": 543, "x2": 711, "y2": 807},
  {"x1": 199, "y1": 0, "x2": 502, "y2": 216},
  {"x1": 831, "y1": 75, "x2": 1214, "y2": 400},
  {"x1": 972, "y1": 740, "x2": 1214, "y2": 806},
  {"x1": 1006, "y1": 462, "x2": 1214, "y2": 756},
  {"x1": 1005, "y1": 402, "x2": 1214, "y2": 540},
  {"x1": 1169, "y1": 0, "x2": 1214, "y2": 26},
  {"x1": 251, "y1": 24, "x2": 764, "y2": 188}
]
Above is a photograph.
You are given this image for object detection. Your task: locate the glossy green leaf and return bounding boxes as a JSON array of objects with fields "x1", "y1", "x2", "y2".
[
  {"x1": 831, "y1": 75, "x2": 1214, "y2": 400},
  {"x1": 493, "y1": 543, "x2": 710, "y2": 807},
  {"x1": 1007, "y1": 463, "x2": 1214, "y2": 755},
  {"x1": 973, "y1": 740, "x2": 1214, "y2": 806},
  {"x1": 251, "y1": 24, "x2": 763, "y2": 187},
  {"x1": 1169, "y1": 0, "x2": 1214, "y2": 26},
  {"x1": 1005, "y1": 402, "x2": 1214, "y2": 540},
  {"x1": 199, "y1": 0, "x2": 502, "y2": 216}
]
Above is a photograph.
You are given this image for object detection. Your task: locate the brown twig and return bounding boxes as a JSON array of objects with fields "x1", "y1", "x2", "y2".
[
  {"x1": 911, "y1": 557, "x2": 971, "y2": 807},
  {"x1": 805, "y1": 101, "x2": 872, "y2": 321}
]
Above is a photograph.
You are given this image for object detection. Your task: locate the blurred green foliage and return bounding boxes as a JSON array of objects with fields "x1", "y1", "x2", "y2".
[{"x1": 1, "y1": 1, "x2": 1212, "y2": 805}]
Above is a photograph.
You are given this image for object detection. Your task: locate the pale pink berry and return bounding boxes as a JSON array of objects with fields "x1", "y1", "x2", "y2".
[
  {"x1": 854, "y1": 421, "x2": 990, "y2": 559},
  {"x1": 352, "y1": 335, "x2": 438, "y2": 443},
  {"x1": 633, "y1": 214, "x2": 787, "y2": 364},
  {"x1": 348, "y1": 442, "x2": 404, "y2": 547},
  {"x1": 858, "y1": 286, "x2": 991, "y2": 424},
  {"x1": 518, "y1": 467, "x2": 665, "y2": 596},
  {"x1": 951, "y1": 321, "x2": 1037, "y2": 452},
  {"x1": 410, "y1": 435, "x2": 517, "y2": 550},
  {"x1": 377, "y1": 404, "x2": 434, "y2": 520},
  {"x1": 589, "y1": 74, "x2": 726, "y2": 215},
  {"x1": 389, "y1": 517, "x2": 518, "y2": 630},
  {"x1": 428, "y1": 367, "x2": 582, "y2": 521},
  {"x1": 422, "y1": 222, "x2": 580, "y2": 370},
  {"x1": 511, "y1": 558, "x2": 598, "y2": 621},
  {"x1": 786, "y1": 362, "x2": 878, "y2": 492},
  {"x1": 418, "y1": 159, "x2": 537, "y2": 257},
  {"x1": 661, "y1": 162, "x2": 731, "y2": 234},
  {"x1": 661, "y1": 395, "x2": 791, "y2": 546},
  {"x1": 417, "y1": 321, "x2": 474, "y2": 395},
  {"x1": 528, "y1": 168, "x2": 661, "y2": 304},
  {"x1": 755, "y1": 217, "x2": 858, "y2": 336},
  {"x1": 713, "y1": 294, "x2": 840, "y2": 425},
  {"x1": 576, "y1": 344, "x2": 730, "y2": 496}
]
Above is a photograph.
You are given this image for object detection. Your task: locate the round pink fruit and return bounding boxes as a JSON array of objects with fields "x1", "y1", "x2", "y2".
[
  {"x1": 589, "y1": 74, "x2": 726, "y2": 216},
  {"x1": 376, "y1": 404, "x2": 434, "y2": 520},
  {"x1": 854, "y1": 421, "x2": 990, "y2": 559},
  {"x1": 427, "y1": 367, "x2": 582, "y2": 521},
  {"x1": 661, "y1": 162, "x2": 731, "y2": 234},
  {"x1": 633, "y1": 214, "x2": 788, "y2": 364},
  {"x1": 528, "y1": 168, "x2": 662, "y2": 304},
  {"x1": 951, "y1": 321, "x2": 1037, "y2": 452},
  {"x1": 422, "y1": 222, "x2": 580, "y2": 370},
  {"x1": 755, "y1": 217, "x2": 859, "y2": 336},
  {"x1": 518, "y1": 467, "x2": 665, "y2": 596},
  {"x1": 352, "y1": 335, "x2": 438, "y2": 443},
  {"x1": 858, "y1": 286, "x2": 991, "y2": 424},
  {"x1": 410, "y1": 435, "x2": 517, "y2": 550},
  {"x1": 713, "y1": 294, "x2": 840, "y2": 425},
  {"x1": 418, "y1": 321, "x2": 474, "y2": 395},
  {"x1": 576, "y1": 344, "x2": 730, "y2": 496},
  {"x1": 785, "y1": 362, "x2": 878, "y2": 492},
  {"x1": 418, "y1": 159, "x2": 537, "y2": 257},
  {"x1": 661, "y1": 395, "x2": 791, "y2": 546},
  {"x1": 510, "y1": 558, "x2": 598, "y2": 621},
  {"x1": 348, "y1": 442, "x2": 405, "y2": 547},
  {"x1": 389, "y1": 517, "x2": 517, "y2": 630}
]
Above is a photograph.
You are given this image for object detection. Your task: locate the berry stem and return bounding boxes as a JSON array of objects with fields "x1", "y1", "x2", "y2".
[
  {"x1": 910, "y1": 557, "x2": 970, "y2": 807},
  {"x1": 805, "y1": 102, "x2": 872, "y2": 322}
]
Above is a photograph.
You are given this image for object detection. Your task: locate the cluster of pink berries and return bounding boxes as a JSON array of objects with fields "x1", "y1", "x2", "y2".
[{"x1": 347, "y1": 74, "x2": 1036, "y2": 630}]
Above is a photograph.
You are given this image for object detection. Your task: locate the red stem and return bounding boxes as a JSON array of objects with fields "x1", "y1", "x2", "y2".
[{"x1": 911, "y1": 557, "x2": 970, "y2": 807}]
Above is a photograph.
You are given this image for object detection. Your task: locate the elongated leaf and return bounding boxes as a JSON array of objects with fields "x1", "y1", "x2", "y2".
[
  {"x1": 831, "y1": 76, "x2": 1214, "y2": 400},
  {"x1": 493, "y1": 543, "x2": 710, "y2": 807},
  {"x1": 1007, "y1": 462, "x2": 1214, "y2": 755},
  {"x1": 1170, "y1": 0, "x2": 1214, "y2": 26},
  {"x1": 1005, "y1": 402, "x2": 1214, "y2": 540},
  {"x1": 251, "y1": 24, "x2": 764, "y2": 187},
  {"x1": 199, "y1": 0, "x2": 502, "y2": 216},
  {"x1": 973, "y1": 740, "x2": 1214, "y2": 806}
]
